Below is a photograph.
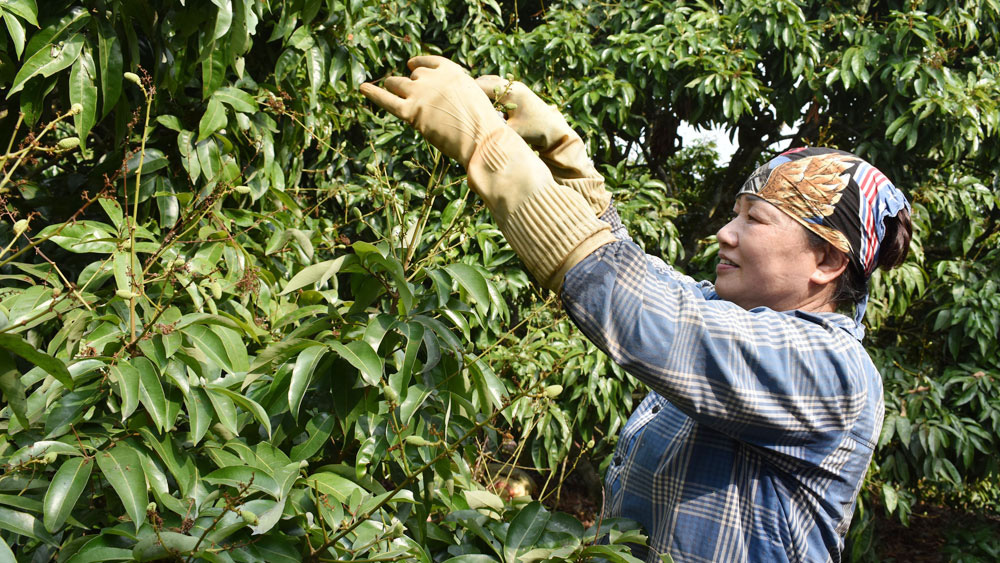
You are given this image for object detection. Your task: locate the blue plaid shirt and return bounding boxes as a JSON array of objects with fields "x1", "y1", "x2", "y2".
[{"x1": 561, "y1": 207, "x2": 884, "y2": 563}]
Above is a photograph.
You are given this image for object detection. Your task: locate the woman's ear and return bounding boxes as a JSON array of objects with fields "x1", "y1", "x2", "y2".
[{"x1": 810, "y1": 243, "x2": 849, "y2": 286}]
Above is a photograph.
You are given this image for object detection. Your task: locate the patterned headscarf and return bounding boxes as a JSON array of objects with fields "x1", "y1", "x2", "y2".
[{"x1": 737, "y1": 147, "x2": 910, "y2": 329}]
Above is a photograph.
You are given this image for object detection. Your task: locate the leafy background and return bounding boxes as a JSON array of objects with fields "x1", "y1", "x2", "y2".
[{"x1": 0, "y1": 0, "x2": 998, "y2": 561}]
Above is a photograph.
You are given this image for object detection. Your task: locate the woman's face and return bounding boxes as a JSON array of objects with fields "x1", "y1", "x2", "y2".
[{"x1": 715, "y1": 195, "x2": 826, "y2": 312}]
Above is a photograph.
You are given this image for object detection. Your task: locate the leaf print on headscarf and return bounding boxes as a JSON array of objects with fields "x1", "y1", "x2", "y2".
[{"x1": 759, "y1": 153, "x2": 857, "y2": 253}]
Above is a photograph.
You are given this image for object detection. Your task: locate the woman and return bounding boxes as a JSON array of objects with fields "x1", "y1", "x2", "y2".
[{"x1": 362, "y1": 56, "x2": 912, "y2": 563}]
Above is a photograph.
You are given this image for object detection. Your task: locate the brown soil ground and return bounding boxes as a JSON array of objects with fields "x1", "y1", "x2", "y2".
[{"x1": 873, "y1": 503, "x2": 1000, "y2": 562}]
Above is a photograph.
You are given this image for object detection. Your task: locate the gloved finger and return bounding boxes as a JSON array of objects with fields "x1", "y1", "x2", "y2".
[
  {"x1": 407, "y1": 55, "x2": 460, "y2": 72},
  {"x1": 409, "y1": 66, "x2": 434, "y2": 81},
  {"x1": 383, "y1": 76, "x2": 415, "y2": 97},
  {"x1": 476, "y1": 75, "x2": 510, "y2": 101},
  {"x1": 360, "y1": 82, "x2": 407, "y2": 118}
]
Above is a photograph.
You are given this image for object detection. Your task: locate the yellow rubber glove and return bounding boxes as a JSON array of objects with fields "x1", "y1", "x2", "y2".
[
  {"x1": 362, "y1": 57, "x2": 615, "y2": 290},
  {"x1": 476, "y1": 76, "x2": 611, "y2": 216},
  {"x1": 360, "y1": 56, "x2": 505, "y2": 168}
]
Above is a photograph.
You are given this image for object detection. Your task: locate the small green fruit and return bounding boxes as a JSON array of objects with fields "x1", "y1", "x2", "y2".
[
  {"x1": 543, "y1": 384, "x2": 563, "y2": 398},
  {"x1": 382, "y1": 384, "x2": 399, "y2": 403},
  {"x1": 57, "y1": 137, "x2": 80, "y2": 150},
  {"x1": 233, "y1": 185, "x2": 252, "y2": 194},
  {"x1": 239, "y1": 509, "x2": 258, "y2": 525},
  {"x1": 124, "y1": 72, "x2": 142, "y2": 85},
  {"x1": 12, "y1": 219, "x2": 29, "y2": 236},
  {"x1": 404, "y1": 435, "x2": 433, "y2": 447},
  {"x1": 116, "y1": 289, "x2": 137, "y2": 300}
]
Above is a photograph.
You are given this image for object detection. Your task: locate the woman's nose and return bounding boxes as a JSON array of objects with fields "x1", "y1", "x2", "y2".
[{"x1": 717, "y1": 219, "x2": 738, "y2": 247}]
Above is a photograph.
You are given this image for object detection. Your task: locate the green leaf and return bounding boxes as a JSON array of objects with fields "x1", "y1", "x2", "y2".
[
  {"x1": 201, "y1": 37, "x2": 225, "y2": 98},
  {"x1": 0, "y1": 351, "x2": 27, "y2": 428},
  {"x1": 7, "y1": 440, "x2": 81, "y2": 465},
  {"x1": 111, "y1": 362, "x2": 140, "y2": 420},
  {"x1": 99, "y1": 198, "x2": 124, "y2": 230},
  {"x1": 44, "y1": 383, "x2": 99, "y2": 438},
  {"x1": 329, "y1": 340, "x2": 383, "y2": 387},
  {"x1": 214, "y1": 86, "x2": 258, "y2": 112},
  {"x1": 136, "y1": 357, "x2": 167, "y2": 433},
  {"x1": 289, "y1": 344, "x2": 325, "y2": 420},
  {"x1": 279, "y1": 256, "x2": 347, "y2": 295},
  {"x1": 504, "y1": 501, "x2": 550, "y2": 561},
  {"x1": 211, "y1": 325, "x2": 249, "y2": 373},
  {"x1": 7, "y1": 32, "x2": 85, "y2": 97},
  {"x1": 304, "y1": 43, "x2": 325, "y2": 109},
  {"x1": 204, "y1": 465, "x2": 279, "y2": 498},
  {"x1": 206, "y1": 384, "x2": 272, "y2": 438},
  {"x1": 69, "y1": 44, "x2": 97, "y2": 149},
  {"x1": 63, "y1": 535, "x2": 133, "y2": 562},
  {"x1": 445, "y1": 263, "x2": 491, "y2": 318},
  {"x1": 882, "y1": 483, "x2": 898, "y2": 514},
  {"x1": 4, "y1": 8, "x2": 26, "y2": 59},
  {"x1": 394, "y1": 321, "x2": 424, "y2": 389},
  {"x1": 463, "y1": 490, "x2": 504, "y2": 513},
  {"x1": 302, "y1": 472, "x2": 365, "y2": 504},
  {"x1": 96, "y1": 16, "x2": 122, "y2": 116},
  {"x1": 896, "y1": 416, "x2": 913, "y2": 447},
  {"x1": 0, "y1": 535, "x2": 14, "y2": 562},
  {"x1": 0, "y1": 505, "x2": 57, "y2": 545},
  {"x1": 95, "y1": 443, "x2": 148, "y2": 532},
  {"x1": 2, "y1": 0, "x2": 38, "y2": 25},
  {"x1": 132, "y1": 532, "x2": 200, "y2": 561},
  {"x1": 36, "y1": 220, "x2": 117, "y2": 254},
  {"x1": 290, "y1": 412, "x2": 335, "y2": 461},
  {"x1": 205, "y1": 385, "x2": 238, "y2": 435},
  {"x1": 468, "y1": 356, "x2": 506, "y2": 416},
  {"x1": 578, "y1": 544, "x2": 645, "y2": 562},
  {"x1": 198, "y1": 97, "x2": 227, "y2": 141},
  {"x1": 440, "y1": 556, "x2": 498, "y2": 563},
  {"x1": 113, "y1": 250, "x2": 141, "y2": 302},
  {"x1": 185, "y1": 387, "x2": 213, "y2": 446},
  {"x1": 186, "y1": 324, "x2": 234, "y2": 373},
  {"x1": 399, "y1": 384, "x2": 430, "y2": 426},
  {"x1": 0, "y1": 333, "x2": 73, "y2": 389},
  {"x1": 43, "y1": 457, "x2": 94, "y2": 532},
  {"x1": 210, "y1": 0, "x2": 233, "y2": 39}
]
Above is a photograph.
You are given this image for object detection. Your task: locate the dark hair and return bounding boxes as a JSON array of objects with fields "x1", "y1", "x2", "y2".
[{"x1": 808, "y1": 207, "x2": 913, "y2": 308}]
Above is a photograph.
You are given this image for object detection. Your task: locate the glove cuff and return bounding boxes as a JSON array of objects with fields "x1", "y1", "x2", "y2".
[
  {"x1": 501, "y1": 182, "x2": 616, "y2": 289},
  {"x1": 468, "y1": 126, "x2": 615, "y2": 290},
  {"x1": 538, "y1": 135, "x2": 611, "y2": 216},
  {"x1": 551, "y1": 176, "x2": 611, "y2": 216}
]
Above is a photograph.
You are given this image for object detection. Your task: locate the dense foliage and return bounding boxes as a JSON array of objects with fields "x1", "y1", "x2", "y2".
[{"x1": 0, "y1": 0, "x2": 997, "y2": 561}]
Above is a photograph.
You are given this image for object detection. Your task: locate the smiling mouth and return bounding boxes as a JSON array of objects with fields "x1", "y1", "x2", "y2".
[{"x1": 719, "y1": 258, "x2": 738, "y2": 267}]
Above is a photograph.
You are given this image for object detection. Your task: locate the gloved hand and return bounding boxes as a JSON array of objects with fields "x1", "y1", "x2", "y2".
[
  {"x1": 360, "y1": 56, "x2": 506, "y2": 168},
  {"x1": 362, "y1": 57, "x2": 616, "y2": 290},
  {"x1": 476, "y1": 76, "x2": 611, "y2": 216}
]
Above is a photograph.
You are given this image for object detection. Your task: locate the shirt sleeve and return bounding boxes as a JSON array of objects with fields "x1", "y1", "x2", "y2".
[{"x1": 561, "y1": 207, "x2": 871, "y2": 449}]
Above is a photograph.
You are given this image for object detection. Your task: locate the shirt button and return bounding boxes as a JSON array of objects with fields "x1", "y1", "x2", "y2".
[{"x1": 651, "y1": 405, "x2": 661, "y2": 414}]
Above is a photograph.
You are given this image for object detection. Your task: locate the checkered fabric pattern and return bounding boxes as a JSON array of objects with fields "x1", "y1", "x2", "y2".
[{"x1": 560, "y1": 207, "x2": 884, "y2": 563}]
